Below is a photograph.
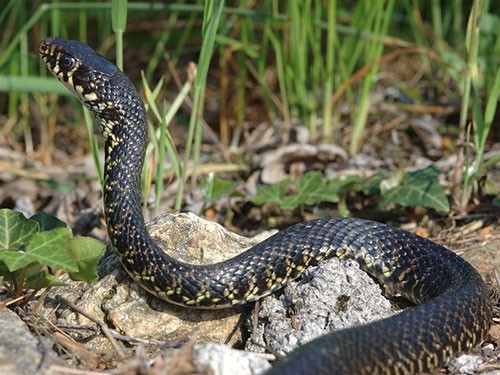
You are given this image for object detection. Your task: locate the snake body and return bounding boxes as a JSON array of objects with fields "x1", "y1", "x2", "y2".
[{"x1": 39, "y1": 37, "x2": 492, "y2": 374}]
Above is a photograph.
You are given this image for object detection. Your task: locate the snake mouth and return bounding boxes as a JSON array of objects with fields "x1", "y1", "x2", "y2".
[
  {"x1": 38, "y1": 37, "x2": 72, "y2": 82},
  {"x1": 39, "y1": 38, "x2": 57, "y2": 70},
  {"x1": 38, "y1": 37, "x2": 52, "y2": 54}
]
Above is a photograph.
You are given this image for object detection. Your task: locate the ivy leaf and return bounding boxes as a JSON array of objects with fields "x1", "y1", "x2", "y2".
[
  {"x1": 0, "y1": 209, "x2": 104, "y2": 292},
  {"x1": 201, "y1": 173, "x2": 240, "y2": 203},
  {"x1": 25, "y1": 271, "x2": 67, "y2": 289},
  {"x1": 253, "y1": 178, "x2": 290, "y2": 205},
  {"x1": 67, "y1": 237, "x2": 106, "y2": 283},
  {"x1": 0, "y1": 251, "x2": 39, "y2": 272},
  {"x1": 281, "y1": 171, "x2": 339, "y2": 211},
  {"x1": 31, "y1": 212, "x2": 68, "y2": 232},
  {"x1": 379, "y1": 165, "x2": 450, "y2": 212},
  {"x1": 0, "y1": 209, "x2": 39, "y2": 251},
  {"x1": 361, "y1": 171, "x2": 391, "y2": 195},
  {"x1": 25, "y1": 227, "x2": 78, "y2": 272},
  {"x1": 332, "y1": 174, "x2": 364, "y2": 193}
]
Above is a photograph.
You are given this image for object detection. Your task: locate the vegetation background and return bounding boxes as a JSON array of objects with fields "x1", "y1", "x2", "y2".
[{"x1": 0, "y1": 0, "x2": 498, "y2": 372}]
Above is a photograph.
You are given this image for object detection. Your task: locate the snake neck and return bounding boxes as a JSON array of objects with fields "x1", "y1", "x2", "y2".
[{"x1": 101, "y1": 87, "x2": 150, "y2": 254}]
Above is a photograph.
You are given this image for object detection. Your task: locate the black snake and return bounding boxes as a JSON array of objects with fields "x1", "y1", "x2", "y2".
[{"x1": 39, "y1": 37, "x2": 492, "y2": 374}]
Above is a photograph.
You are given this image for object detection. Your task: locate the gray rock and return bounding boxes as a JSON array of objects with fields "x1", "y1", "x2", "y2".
[
  {"x1": 246, "y1": 257, "x2": 395, "y2": 355},
  {"x1": 448, "y1": 353, "x2": 488, "y2": 375},
  {"x1": 0, "y1": 308, "x2": 42, "y2": 375},
  {"x1": 192, "y1": 343, "x2": 272, "y2": 375}
]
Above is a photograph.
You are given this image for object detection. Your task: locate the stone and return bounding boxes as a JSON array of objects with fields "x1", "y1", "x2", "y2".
[
  {"x1": 0, "y1": 308, "x2": 43, "y2": 375},
  {"x1": 448, "y1": 353, "x2": 488, "y2": 375},
  {"x1": 41, "y1": 213, "x2": 276, "y2": 352},
  {"x1": 192, "y1": 343, "x2": 272, "y2": 375},
  {"x1": 246, "y1": 257, "x2": 394, "y2": 355}
]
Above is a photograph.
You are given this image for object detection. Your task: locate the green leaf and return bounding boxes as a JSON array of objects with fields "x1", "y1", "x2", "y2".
[
  {"x1": 112, "y1": 0, "x2": 128, "y2": 33},
  {"x1": 25, "y1": 270, "x2": 67, "y2": 289},
  {"x1": 26, "y1": 227, "x2": 78, "y2": 272},
  {"x1": 0, "y1": 209, "x2": 102, "y2": 291},
  {"x1": 31, "y1": 212, "x2": 68, "y2": 232},
  {"x1": 67, "y1": 237, "x2": 106, "y2": 283},
  {"x1": 201, "y1": 173, "x2": 240, "y2": 202},
  {"x1": 332, "y1": 174, "x2": 364, "y2": 193},
  {"x1": 361, "y1": 171, "x2": 391, "y2": 195},
  {"x1": 0, "y1": 251, "x2": 39, "y2": 272},
  {"x1": 281, "y1": 171, "x2": 339, "y2": 211},
  {"x1": 379, "y1": 165, "x2": 450, "y2": 212},
  {"x1": 252, "y1": 178, "x2": 290, "y2": 205},
  {"x1": 0, "y1": 262, "x2": 8, "y2": 279},
  {"x1": 0, "y1": 209, "x2": 39, "y2": 251}
]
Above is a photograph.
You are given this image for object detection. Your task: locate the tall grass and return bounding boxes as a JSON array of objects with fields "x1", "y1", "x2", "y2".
[
  {"x1": 347, "y1": 1, "x2": 395, "y2": 155},
  {"x1": 233, "y1": 1, "x2": 397, "y2": 151},
  {"x1": 0, "y1": 1, "x2": 497, "y2": 214},
  {"x1": 177, "y1": 0, "x2": 225, "y2": 211},
  {"x1": 458, "y1": 0, "x2": 500, "y2": 212}
]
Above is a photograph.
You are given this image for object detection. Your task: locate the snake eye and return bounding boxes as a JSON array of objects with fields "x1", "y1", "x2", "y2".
[{"x1": 59, "y1": 54, "x2": 76, "y2": 70}]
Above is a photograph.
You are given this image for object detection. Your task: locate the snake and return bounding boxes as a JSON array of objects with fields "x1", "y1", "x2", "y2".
[{"x1": 39, "y1": 37, "x2": 492, "y2": 374}]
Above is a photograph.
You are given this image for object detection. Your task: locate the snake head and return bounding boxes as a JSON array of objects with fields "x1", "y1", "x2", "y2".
[
  {"x1": 39, "y1": 37, "x2": 143, "y2": 140},
  {"x1": 39, "y1": 37, "x2": 120, "y2": 106}
]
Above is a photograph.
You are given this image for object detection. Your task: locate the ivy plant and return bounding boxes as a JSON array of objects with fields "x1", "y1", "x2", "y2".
[
  {"x1": 252, "y1": 165, "x2": 450, "y2": 214},
  {"x1": 0, "y1": 209, "x2": 105, "y2": 305},
  {"x1": 379, "y1": 165, "x2": 450, "y2": 212}
]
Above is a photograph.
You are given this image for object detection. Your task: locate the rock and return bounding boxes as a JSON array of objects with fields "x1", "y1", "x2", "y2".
[
  {"x1": 41, "y1": 213, "x2": 276, "y2": 352},
  {"x1": 461, "y1": 239, "x2": 500, "y2": 276},
  {"x1": 114, "y1": 342, "x2": 272, "y2": 375},
  {"x1": 192, "y1": 344, "x2": 272, "y2": 375},
  {"x1": 246, "y1": 257, "x2": 394, "y2": 355},
  {"x1": 0, "y1": 308, "x2": 43, "y2": 375},
  {"x1": 448, "y1": 353, "x2": 487, "y2": 374},
  {"x1": 147, "y1": 213, "x2": 276, "y2": 264}
]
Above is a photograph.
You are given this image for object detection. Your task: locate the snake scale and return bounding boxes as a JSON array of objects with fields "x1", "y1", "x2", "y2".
[{"x1": 39, "y1": 37, "x2": 492, "y2": 374}]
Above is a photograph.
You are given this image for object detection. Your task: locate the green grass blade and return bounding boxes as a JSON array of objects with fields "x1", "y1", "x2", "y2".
[
  {"x1": 83, "y1": 108, "x2": 103, "y2": 186},
  {"x1": 112, "y1": 0, "x2": 128, "y2": 70},
  {"x1": 0, "y1": 77, "x2": 70, "y2": 94},
  {"x1": 175, "y1": 0, "x2": 225, "y2": 211}
]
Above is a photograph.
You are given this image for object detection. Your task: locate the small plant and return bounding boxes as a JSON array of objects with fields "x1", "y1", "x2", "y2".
[
  {"x1": 253, "y1": 171, "x2": 340, "y2": 212},
  {"x1": 457, "y1": 0, "x2": 500, "y2": 212},
  {"x1": 0, "y1": 208, "x2": 105, "y2": 307},
  {"x1": 201, "y1": 172, "x2": 240, "y2": 205},
  {"x1": 252, "y1": 165, "x2": 450, "y2": 214},
  {"x1": 378, "y1": 165, "x2": 449, "y2": 212}
]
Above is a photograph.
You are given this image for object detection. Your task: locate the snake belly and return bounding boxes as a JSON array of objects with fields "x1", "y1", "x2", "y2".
[{"x1": 39, "y1": 37, "x2": 492, "y2": 374}]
